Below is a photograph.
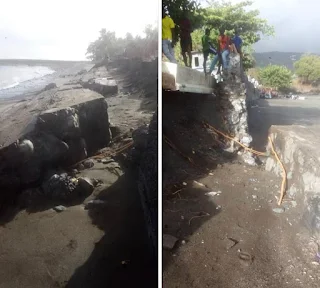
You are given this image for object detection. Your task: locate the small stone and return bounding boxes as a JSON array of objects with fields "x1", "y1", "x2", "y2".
[
  {"x1": 311, "y1": 261, "x2": 320, "y2": 266},
  {"x1": 77, "y1": 163, "x2": 85, "y2": 171},
  {"x1": 291, "y1": 201, "x2": 297, "y2": 208},
  {"x1": 273, "y1": 207, "x2": 285, "y2": 214},
  {"x1": 181, "y1": 240, "x2": 186, "y2": 245},
  {"x1": 252, "y1": 195, "x2": 257, "y2": 199},
  {"x1": 238, "y1": 251, "x2": 254, "y2": 266},
  {"x1": 53, "y1": 205, "x2": 66, "y2": 212},
  {"x1": 254, "y1": 188, "x2": 258, "y2": 191},
  {"x1": 209, "y1": 172, "x2": 214, "y2": 176},
  {"x1": 216, "y1": 205, "x2": 221, "y2": 210},
  {"x1": 163, "y1": 234, "x2": 178, "y2": 250},
  {"x1": 83, "y1": 159, "x2": 95, "y2": 169},
  {"x1": 182, "y1": 182, "x2": 187, "y2": 186},
  {"x1": 181, "y1": 215, "x2": 185, "y2": 220},
  {"x1": 70, "y1": 169, "x2": 78, "y2": 176}
]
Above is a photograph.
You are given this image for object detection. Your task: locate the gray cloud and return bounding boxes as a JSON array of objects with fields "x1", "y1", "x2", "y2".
[{"x1": 252, "y1": 0, "x2": 319, "y2": 53}]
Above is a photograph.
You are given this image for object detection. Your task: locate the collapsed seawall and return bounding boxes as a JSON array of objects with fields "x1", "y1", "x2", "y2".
[{"x1": 162, "y1": 62, "x2": 259, "y2": 188}]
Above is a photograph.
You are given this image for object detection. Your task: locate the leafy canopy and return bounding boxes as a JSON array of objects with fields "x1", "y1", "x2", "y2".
[
  {"x1": 166, "y1": 1, "x2": 274, "y2": 70},
  {"x1": 294, "y1": 54, "x2": 320, "y2": 83},
  {"x1": 86, "y1": 25, "x2": 158, "y2": 62},
  {"x1": 203, "y1": 1, "x2": 274, "y2": 47},
  {"x1": 162, "y1": 0, "x2": 204, "y2": 34},
  {"x1": 258, "y1": 65, "x2": 293, "y2": 89}
]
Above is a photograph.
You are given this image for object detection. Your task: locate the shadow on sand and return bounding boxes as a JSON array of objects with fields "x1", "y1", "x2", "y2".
[
  {"x1": 66, "y1": 167, "x2": 157, "y2": 287},
  {"x1": 162, "y1": 90, "x2": 238, "y2": 270}
]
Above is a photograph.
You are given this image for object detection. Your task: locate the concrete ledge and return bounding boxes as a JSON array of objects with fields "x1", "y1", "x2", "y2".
[
  {"x1": 162, "y1": 62, "x2": 215, "y2": 94},
  {"x1": 266, "y1": 125, "x2": 320, "y2": 233}
]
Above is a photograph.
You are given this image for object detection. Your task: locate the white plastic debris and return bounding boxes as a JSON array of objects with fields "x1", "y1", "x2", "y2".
[
  {"x1": 193, "y1": 180, "x2": 205, "y2": 187},
  {"x1": 205, "y1": 191, "x2": 221, "y2": 197}
]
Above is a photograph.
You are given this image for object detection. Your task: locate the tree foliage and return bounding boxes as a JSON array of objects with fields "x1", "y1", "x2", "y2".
[
  {"x1": 86, "y1": 25, "x2": 158, "y2": 62},
  {"x1": 164, "y1": 0, "x2": 274, "y2": 71},
  {"x1": 294, "y1": 54, "x2": 320, "y2": 83},
  {"x1": 203, "y1": 1, "x2": 274, "y2": 46},
  {"x1": 202, "y1": 1, "x2": 273, "y2": 70},
  {"x1": 162, "y1": 0, "x2": 204, "y2": 40},
  {"x1": 258, "y1": 65, "x2": 292, "y2": 90}
]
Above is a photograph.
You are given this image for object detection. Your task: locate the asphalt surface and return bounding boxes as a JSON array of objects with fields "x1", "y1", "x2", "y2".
[{"x1": 248, "y1": 96, "x2": 320, "y2": 151}]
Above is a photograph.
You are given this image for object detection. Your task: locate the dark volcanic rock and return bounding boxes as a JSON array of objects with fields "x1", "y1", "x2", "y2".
[
  {"x1": 78, "y1": 98, "x2": 110, "y2": 154},
  {"x1": 42, "y1": 173, "x2": 78, "y2": 201},
  {"x1": 78, "y1": 177, "x2": 95, "y2": 195},
  {"x1": 43, "y1": 83, "x2": 57, "y2": 91},
  {"x1": 83, "y1": 159, "x2": 94, "y2": 169}
]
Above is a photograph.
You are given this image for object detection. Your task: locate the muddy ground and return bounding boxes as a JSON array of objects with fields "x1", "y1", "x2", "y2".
[
  {"x1": 0, "y1": 60, "x2": 157, "y2": 287},
  {"x1": 163, "y1": 91, "x2": 320, "y2": 288}
]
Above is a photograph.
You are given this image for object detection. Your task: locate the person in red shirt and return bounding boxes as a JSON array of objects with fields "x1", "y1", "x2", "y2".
[
  {"x1": 179, "y1": 12, "x2": 192, "y2": 67},
  {"x1": 209, "y1": 28, "x2": 230, "y2": 75}
]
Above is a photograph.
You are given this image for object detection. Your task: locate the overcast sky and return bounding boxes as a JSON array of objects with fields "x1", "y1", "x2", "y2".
[
  {"x1": 248, "y1": 0, "x2": 317, "y2": 53},
  {"x1": 0, "y1": 0, "x2": 158, "y2": 60}
]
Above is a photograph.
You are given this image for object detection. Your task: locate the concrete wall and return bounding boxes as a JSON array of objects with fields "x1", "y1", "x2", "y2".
[{"x1": 162, "y1": 62, "x2": 215, "y2": 94}]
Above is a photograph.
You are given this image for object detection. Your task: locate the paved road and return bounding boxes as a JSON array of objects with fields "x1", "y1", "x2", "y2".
[{"x1": 248, "y1": 96, "x2": 320, "y2": 150}]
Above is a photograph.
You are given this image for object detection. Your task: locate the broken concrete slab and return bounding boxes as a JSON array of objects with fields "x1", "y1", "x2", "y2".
[
  {"x1": 81, "y1": 78, "x2": 118, "y2": 97},
  {"x1": 0, "y1": 88, "x2": 111, "y2": 190},
  {"x1": 162, "y1": 62, "x2": 215, "y2": 94},
  {"x1": 266, "y1": 125, "x2": 320, "y2": 233}
]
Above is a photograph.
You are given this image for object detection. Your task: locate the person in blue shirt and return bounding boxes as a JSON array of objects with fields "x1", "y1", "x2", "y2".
[{"x1": 231, "y1": 29, "x2": 242, "y2": 56}]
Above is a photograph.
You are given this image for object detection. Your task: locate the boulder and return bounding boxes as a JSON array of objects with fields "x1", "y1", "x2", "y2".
[
  {"x1": 37, "y1": 107, "x2": 81, "y2": 139},
  {"x1": 42, "y1": 173, "x2": 78, "y2": 201},
  {"x1": 43, "y1": 83, "x2": 57, "y2": 91},
  {"x1": 78, "y1": 177, "x2": 95, "y2": 195},
  {"x1": 83, "y1": 159, "x2": 94, "y2": 169}
]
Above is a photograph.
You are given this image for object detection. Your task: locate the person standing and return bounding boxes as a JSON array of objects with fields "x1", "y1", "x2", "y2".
[
  {"x1": 231, "y1": 29, "x2": 243, "y2": 57},
  {"x1": 179, "y1": 12, "x2": 192, "y2": 67},
  {"x1": 202, "y1": 28, "x2": 217, "y2": 74},
  {"x1": 208, "y1": 28, "x2": 230, "y2": 75},
  {"x1": 162, "y1": 9, "x2": 177, "y2": 63},
  {"x1": 231, "y1": 28, "x2": 245, "y2": 80}
]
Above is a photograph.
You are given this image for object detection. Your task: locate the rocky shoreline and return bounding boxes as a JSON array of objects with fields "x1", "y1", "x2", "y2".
[{"x1": 0, "y1": 57, "x2": 157, "y2": 221}]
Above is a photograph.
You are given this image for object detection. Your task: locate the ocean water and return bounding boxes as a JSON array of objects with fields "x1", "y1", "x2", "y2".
[{"x1": 0, "y1": 65, "x2": 55, "y2": 90}]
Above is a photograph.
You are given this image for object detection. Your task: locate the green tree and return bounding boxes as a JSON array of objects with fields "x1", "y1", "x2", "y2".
[
  {"x1": 162, "y1": 0, "x2": 204, "y2": 41},
  {"x1": 294, "y1": 54, "x2": 320, "y2": 83},
  {"x1": 258, "y1": 65, "x2": 292, "y2": 90},
  {"x1": 201, "y1": 1, "x2": 274, "y2": 70},
  {"x1": 166, "y1": 1, "x2": 274, "y2": 70},
  {"x1": 86, "y1": 24, "x2": 158, "y2": 62}
]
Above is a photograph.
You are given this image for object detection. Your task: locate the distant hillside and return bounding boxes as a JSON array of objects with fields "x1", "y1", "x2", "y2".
[{"x1": 253, "y1": 52, "x2": 306, "y2": 70}]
